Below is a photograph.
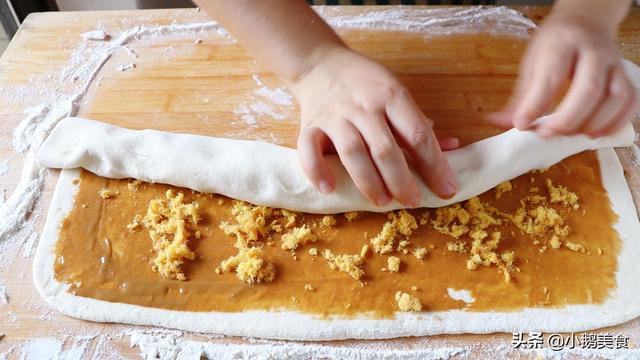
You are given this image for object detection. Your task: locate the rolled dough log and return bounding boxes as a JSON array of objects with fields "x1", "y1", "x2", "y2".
[{"x1": 36, "y1": 117, "x2": 634, "y2": 213}]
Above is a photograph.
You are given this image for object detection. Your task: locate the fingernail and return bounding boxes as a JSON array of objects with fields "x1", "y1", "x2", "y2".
[
  {"x1": 589, "y1": 131, "x2": 604, "y2": 138},
  {"x1": 439, "y1": 182, "x2": 457, "y2": 199},
  {"x1": 318, "y1": 180, "x2": 333, "y2": 194},
  {"x1": 537, "y1": 127, "x2": 555, "y2": 139},
  {"x1": 376, "y1": 193, "x2": 392, "y2": 207},
  {"x1": 404, "y1": 194, "x2": 421, "y2": 208},
  {"x1": 444, "y1": 138, "x2": 459, "y2": 149}
]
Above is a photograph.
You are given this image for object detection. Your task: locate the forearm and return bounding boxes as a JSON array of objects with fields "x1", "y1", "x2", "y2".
[
  {"x1": 551, "y1": 0, "x2": 631, "y2": 33},
  {"x1": 194, "y1": 0, "x2": 347, "y2": 84}
]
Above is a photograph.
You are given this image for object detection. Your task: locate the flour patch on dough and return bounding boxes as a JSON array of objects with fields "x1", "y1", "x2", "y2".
[{"x1": 447, "y1": 288, "x2": 475, "y2": 304}]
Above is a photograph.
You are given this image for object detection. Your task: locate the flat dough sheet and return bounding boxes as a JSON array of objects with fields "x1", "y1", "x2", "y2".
[{"x1": 33, "y1": 149, "x2": 640, "y2": 340}]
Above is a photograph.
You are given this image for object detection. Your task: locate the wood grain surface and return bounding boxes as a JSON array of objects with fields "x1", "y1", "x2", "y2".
[{"x1": 0, "y1": 6, "x2": 639, "y2": 359}]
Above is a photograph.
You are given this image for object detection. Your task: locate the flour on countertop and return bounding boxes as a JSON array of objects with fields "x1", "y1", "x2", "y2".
[
  {"x1": 129, "y1": 331, "x2": 469, "y2": 360},
  {"x1": 0, "y1": 17, "x2": 231, "y2": 253},
  {"x1": 19, "y1": 337, "x2": 63, "y2": 360},
  {"x1": 115, "y1": 63, "x2": 136, "y2": 72},
  {"x1": 0, "y1": 159, "x2": 9, "y2": 204},
  {"x1": 233, "y1": 74, "x2": 295, "y2": 126},
  {"x1": 82, "y1": 30, "x2": 110, "y2": 41},
  {"x1": 631, "y1": 144, "x2": 640, "y2": 168},
  {"x1": 0, "y1": 281, "x2": 8, "y2": 305},
  {"x1": 320, "y1": 6, "x2": 536, "y2": 37}
]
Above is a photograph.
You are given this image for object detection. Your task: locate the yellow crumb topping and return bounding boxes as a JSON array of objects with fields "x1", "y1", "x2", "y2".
[
  {"x1": 360, "y1": 244, "x2": 370, "y2": 257},
  {"x1": 126, "y1": 215, "x2": 142, "y2": 232},
  {"x1": 564, "y1": 241, "x2": 586, "y2": 253},
  {"x1": 280, "y1": 224, "x2": 317, "y2": 251},
  {"x1": 494, "y1": 180, "x2": 513, "y2": 199},
  {"x1": 389, "y1": 210, "x2": 418, "y2": 236},
  {"x1": 321, "y1": 215, "x2": 337, "y2": 227},
  {"x1": 142, "y1": 189, "x2": 199, "y2": 281},
  {"x1": 387, "y1": 256, "x2": 400, "y2": 272},
  {"x1": 219, "y1": 246, "x2": 275, "y2": 284},
  {"x1": 344, "y1": 211, "x2": 361, "y2": 222},
  {"x1": 370, "y1": 210, "x2": 417, "y2": 254},
  {"x1": 395, "y1": 291, "x2": 422, "y2": 312},
  {"x1": 413, "y1": 247, "x2": 429, "y2": 260},
  {"x1": 278, "y1": 209, "x2": 298, "y2": 231},
  {"x1": 549, "y1": 235, "x2": 562, "y2": 249},
  {"x1": 546, "y1": 179, "x2": 580, "y2": 210},
  {"x1": 446, "y1": 241, "x2": 467, "y2": 253},
  {"x1": 419, "y1": 212, "x2": 430, "y2": 226},
  {"x1": 323, "y1": 249, "x2": 365, "y2": 281},
  {"x1": 371, "y1": 222, "x2": 397, "y2": 254},
  {"x1": 304, "y1": 283, "x2": 314, "y2": 291},
  {"x1": 127, "y1": 179, "x2": 142, "y2": 192},
  {"x1": 98, "y1": 188, "x2": 115, "y2": 199},
  {"x1": 219, "y1": 201, "x2": 273, "y2": 248},
  {"x1": 397, "y1": 240, "x2": 410, "y2": 252},
  {"x1": 308, "y1": 247, "x2": 318, "y2": 256}
]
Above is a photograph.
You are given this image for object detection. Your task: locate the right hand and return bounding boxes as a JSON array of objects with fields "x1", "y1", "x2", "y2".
[{"x1": 291, "y1": 47, "x2": 458, "y2": 207}]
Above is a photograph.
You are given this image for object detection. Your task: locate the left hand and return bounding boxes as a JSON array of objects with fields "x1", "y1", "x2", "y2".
[{"x1": 488, "y1": 6, "x2": 638, "y2": 138}]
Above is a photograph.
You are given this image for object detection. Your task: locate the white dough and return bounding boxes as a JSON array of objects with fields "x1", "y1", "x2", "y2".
[
  {"x1": 35, "y1": 117, "x2": 634, "y2": 213},
  {"x1": 32, "y1": 149, "x2": 640, "y2": 340}
]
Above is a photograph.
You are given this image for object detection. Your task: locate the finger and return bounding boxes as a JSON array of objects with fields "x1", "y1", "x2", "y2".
[
  {"x1": 487, "y1": 48, "x2": 537, "y2": 128},
  {"x1": 350, "y1": 112, "x2": 420, "y2": 207},
  {"x1": 386, "y1": 89, "x2": 458, "y2": 199},
  {"x1": 583, "y1": 65, "x2": 634, "y2": 136},
  {"x1": 327, "y1": 122, "x2": 392, "y2": 207},
  {"x1": 538, "y1": 53, "x2": 609, "y2": 137},
  {"x1": 591, "y1": 89, "x2": 639, "y2": 137},
  {"x1": 297, "y1": 127, "x2": 335, "y2": 194},
  {"x1": 485, "y1": 109, "x2": 516, "y2": 129},
  {"x1": 438, "y1": 136, "x2": 460, "y2": 151},
  {"x1": 511, "y1": 45, "x2": 575, "y2": 130}
]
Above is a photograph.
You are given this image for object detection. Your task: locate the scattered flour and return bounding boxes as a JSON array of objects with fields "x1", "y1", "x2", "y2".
[
  {"x1": 0, "y1": 281, "x2": 8, "y2": 305},
  {"x1": 446, "y1": 288, "x2": 475, "y2": 304},
  {"x1": 233, "y1": 74, "x2": 295, "y2": 126},
  {"x1": 82, "y1": 30, "x2": 110, "y2": 41},
  {"x1": 128, "y1": 331, "x2": 468, "y2": 360},
  {"x1": 0, "y1": 159, "x2": 9, "y2": 204},
  {"x1": 82, "y1": 30, "x2": 111, "y2": 41},
  {"x1": 0, "y1": 19, "x2": 230, "y2": 251},
  {"x1": 320, "y1": 6, "x2": 536, "y2": 37},
  {"x1": 255, "y1": 86, "x2": 294, "y2": 107},
  {"x1": 115, "y1": 63, "x2": 136, "y2": 71},
  {"x1": 631, "y1": 144, "x2": 640, "y2": 168},
  {"x1": 532, "y1": 346, "x2": 640, "y2": 360},
  {"x1": 19, "y1": 337, "x2": 63, "y2": 360}
]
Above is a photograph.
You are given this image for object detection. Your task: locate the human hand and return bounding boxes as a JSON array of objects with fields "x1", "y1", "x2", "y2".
[
  {"x1": 291, "y1": 47, "x2": 458, "y2": 207},
  {"x1": 489, "y1": 3, "x2": 638, "y2": 138}
]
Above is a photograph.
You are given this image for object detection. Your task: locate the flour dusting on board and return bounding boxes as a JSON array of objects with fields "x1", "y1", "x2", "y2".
[
  {"x1": 0, "y1": 281, "x2": 8, "y2": 305},
  {"x1": 320, "y1": 6, "x2": 536, "y2": 37},
  {"x1": 233, "y1": 74, "x2": 295, "y2": 126},
  {"x1": 129, "y1": 331, "x2": 469, "y2": 360}
]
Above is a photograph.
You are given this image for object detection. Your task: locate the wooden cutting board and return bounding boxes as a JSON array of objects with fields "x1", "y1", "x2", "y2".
[{"x1": 0, "y1": 6, "x2": 639, "y2": 358}]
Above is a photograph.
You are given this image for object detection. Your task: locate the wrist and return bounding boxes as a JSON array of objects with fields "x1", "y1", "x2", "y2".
[
  {"x1": 285, "y1": 43, "x2": 351, "y2": 86},
  {"x1": 550, "y1": 0, "x2": 630, "y2": 34}
]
